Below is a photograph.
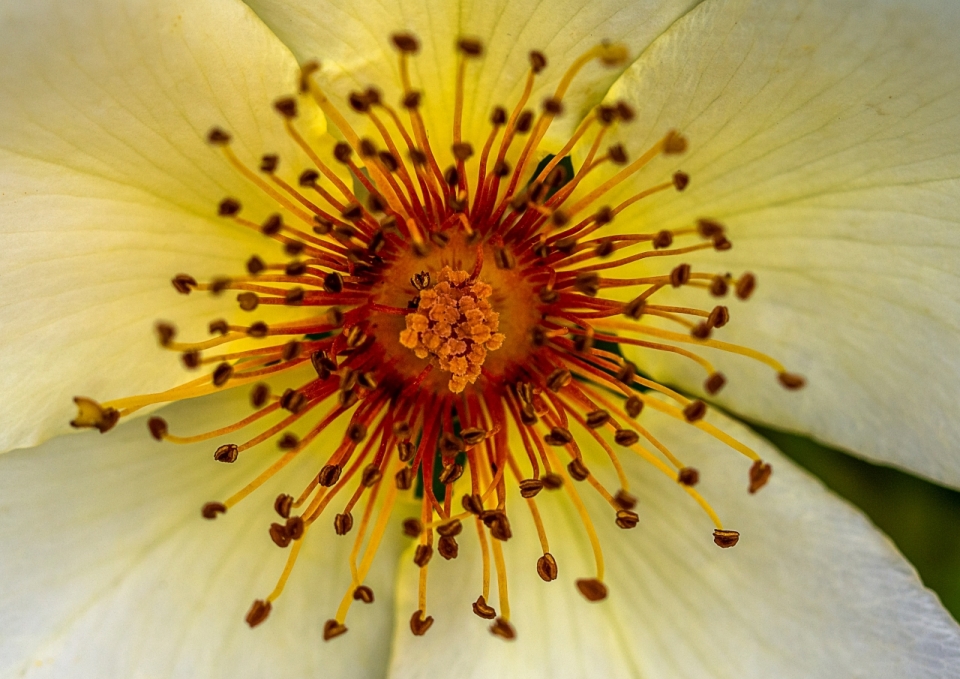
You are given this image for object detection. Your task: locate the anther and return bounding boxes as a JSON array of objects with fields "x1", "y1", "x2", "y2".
[
  {"x1": 615, "y1": 509, "x2": 640, "y2": 529},
  {"x1": 361, "y1": 464, "x2": 382, "y2": 488},
  {"x1": 778, "y1": 372, "x2": 806, "y2": 390},
  {"x1": 575, "y1": 578, "x2": 608, "y2": 602},
  {"x1": 353, "y1": 585, "x2": 375, "y2": 604},
  {"x1": 710, "y1": 276, "x2": 729, "y2": 297},
  {"x1": 323, "y1": 620, "x2": 349, "y2": 641},
  {"x1": 273, "y1": 97, "x2": 298, "y2": 118},
  {"x1": 670, "y1": 263, "x2": 691, "y2": 287},
  {"x1": 457, "y1": 37, "x2": 483, "y2": 56},
  {"x1": 181, "y1": 350, "x2": 201, "y2": 370},
  {"x1": 318, "y1": 464, "x2": 343, "y2": 487},
  {"x1": 677, "y1": 467, "x2": 700, "y2": 486},
  {"x1": 615, "y1": 101, "x2": 635, "y2": 122},
  {"x1": 673, "y1": 171, "x2": 690, "y2": 191},
  {"x1": 395, "y1": 467, "x2": 415, "y2": 490},
  {"x1": 597, "y1": 105, "x2": 617, "y2": 126},
  {"x1": 683, "y1": 400, "x2": 707, "y2": 422},
  {"x1": 245, "y1": 600, "x2": 271, "y2": 627},
  {"x1": 261, "y1": 214, "x2": 283, "y2": 235},
  {"x1": 488, "y1": 513, "x2": 513, "y2": 541},
  {"x1": 490, "y1": 106, "x2": 507, "y2": 126},
  {"x1": 735, "y1": 273, "x2": 756, "y2": 300},
  {"x1": 274, "y1": 494, "x2": 293, "y2": 519},
  {"x1": 214, "y1": 443, "x2": 239, "y2": 463},
  {"x1": 323, "y1": 272, "x2": 344, "y2": 294},
  {"x1": 705, "y1": 372, "x2": 726, "y2": 395},
  {"x1": 713, "y1": 234, "x2": 732, "y2": 251},
  {"x1": 663, "y1": 130, "x2": 688, "y2": 154},
  {"x1": 473, "y1": 595, "x2": 497, "y2": 619},
  {"x1": 347, "y1": 422, "x2": 367, "y2": 444},
  {"x1": 202, "y1": 502, "x2": 227, "y2": 519},
  {"x1": 452, "y1": 142, "x2": 474, "y2": 160},
  {"x1": 567, "y1": 458, "x2": 590, "y2": 481},
  {"x1": 574, "y1": 272, "x2": 600, "y2": 297},
  {"x1": 280, "y1": 388, "x2": 307, "y2": 413},
  {"x1": 248, "y1": 322, "x2": 269, "y2": 338},
  {"x1": 543, "y1": 97, "x2": 564, "y2": 115},
  {"x1": 402, "y1": 91, "x2": 422, "y2": 109},
  {"x1": 541, "y1": 473, "x2": 564, "y2": 490},
  {"x1": 437, "y1": 519, "x2": 462, "y2": 538},
  {"x1": 348, "y1": 91, "x2": 370, "y2": 113},
  {"x1": 391, "y1": 32, "x2": 420, "y2": 53},
  {"x1": 298, "y1": 61, "x2": 319, "y2": 93},
  {"x1": 493, "y1": 160, "x2": 511, "y2": 177},
  {"x1": 250, "y1": 383, "x2": 270, "y2": 409},
  {"x1": 334, "y1": 512, "x2": 354, "y2": 535},
  {"x1": 286, "y1": 515, "x2": 305, "y2": 541},
  {"x1": 616, "y1": 361, "x2": 637, "y2": 386},
  {"x1": 490, "y1": 617, "x2": 516, "y2": 641},
  {"x1": 333, "y1": 142, "x2": 353, "y2": 163},
  {"x1": 414, "y1": 544, "x2": 433, "y2": 567},
  {"x1": 519, "y1": 478, "x2": 543, "y2": 498},
  {"x1": 545, "y1": 426, "x2": 574, "y2": 446},
  {"x1": 237, "y1": 291, "x2": 259, "y2": 311},
  {"x1": 410, "y1": 610, "x2": 434, "y2": 636},
  {"x1": 614, "y1": 489, "x2": 637, "y2": 510},
  {"x1": 209, "y1": 319, "x2": 229, "y2": 335},
  {"x1": 397, "y1": 441, "x2": 415, "y2": 463},
  {"x1": 537, "y1": 553, "x2": 559, "y2": 581},
  {"x1": 697, "y1": 219, "x2": 724, "y2": 238},
  {"x1": 217, "y1": 198, "x2": 241, "y2": 217},
  {"x1": 614, "y1": 429, "x2": 639, "y2": 447},
  {"x1": 212, "y1": 362, "x2": 234, "y2": 387},
  {"x1": 155, "y1": 322, "x2": 177, "y2": 347},
  {"x1": 713, "y1": 529, "x2": 740, "y2": 548},
  {"x1": 623, "y1": 297, "x2": 645, "y2": 319},
  {"x1": 439, "y1": 462, "x2": 464, "y2": 485},
  {"x1": 709, "y1": 305, "x2": 730, "y2": 328},
  {"x1": 516, "y1": 110, "x2": 534, "y2": 133},
  {"x1": 277, "y1": 432, "x2": 299, "y2": 450},
  {"x1": 546, "y1": 368, "x2": 572, "y2": 392},
  {"x1": 269, "y1": 523, "x2": 291, "y2": 548},
  {"x1": 585, "y1": 409, "x2": 610, "y2": 429},
  {"x1": 594, "y1": 239, "x2": 615, "y2": 258},
  {"x1": 625, "y1": 395, "x2": 643, "y2": 418},
  {"x1": 462, "y1": 493, "x2": 484, "y2": 515},
  {"x1": 652, "y1": 230, "x2": 674, "y2": 249},
  {"x1": 608, "y1": 144, "x2": 628, "y2": 165},
  {"x1": 494, "y1": 247, "x2": 516, "y2": 270},
  {"x1": 438, "y1": 535, "x2": 459, "y2": 560},
  {"x1": 749, "y1": 460, "x2": 773, "y2": 494},
  {"x1": 207, "y1": 127, "x2": 232, "y2": 145},
  {"x1": 147, "y1": 417, "x2": 168, "y2": 441},
  {"x1": 259, "y1": 154, "x2": 279, "y2": 173},
  {"x1": 281, "y1": 340, "x2": 302, "y2": 362},
  {"x1": 402, "y1": 518, "x2": 423, "y2": 538},
  {"x1": 209, "y1": 277, "x2": 232, "y2": 295},
  {"x1": 529, "y1": 50, "x2": 547, "y2": 73},
  {"x1": 171, "y1": 274, "x2": 197, "y2": 294}
]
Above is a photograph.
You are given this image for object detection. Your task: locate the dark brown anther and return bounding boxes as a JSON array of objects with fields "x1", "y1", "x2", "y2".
[
  {"x1": 749, "y1": 460, "x2": 773, "y2": 494},
  {"x1": 537, "y1": 552, "x2": 559, "y2": 581},
  {"x1": 545, "y1": 426, "x2": 574, "y2": 446},
  {"x1": 237, "y1": 291, "x2": 259, "y2": 312},
  {"x1": 410, "y1": 610, "x2": 434, "y2": 636},
  {"x1": 615, "y1": 100, "x2": 636, "y2": 122},
  {"x1": 414, "y1": 544, "x2": 433, "y2": 567},
  {"x1": 576, "y1": 578, "x2": 608, "y2": 602},
  {"x1": 147, "y1": 417, "x2": 167, "y2": 441},
  {"x1": 328, "y1": 308, "x2": 345, "y2": 327},
  {"x1": 572, "y1": 333, "x2": 594, "y2": 354},
  {"x1": 705, "y1": 372, "x2": 726, "y2": 395},
  {"x1": 529, "y1": 50, "x2": 547, "y2": 73},
  {"x1": 391, "y1": 32, "x2": 420, "y2": 53},
  {"x1": 402, "y1": 518, "x2": 423, "y2": 538},
  {"x1": 245, "y1": 600, "x2": 271, "y2": 628},
  {"x1": 310, "y1": 351, "x2": 334, "y2": 380},
  {"x1": 353, "y1": 585, "x2": 375, "y2": 604},
  {"x1": 279, "y1": 388, "x2": 307, "y2": 414},
  {"x1": 323, "y1": 619, "x2": 349, "y2": 641},
  {"x1": 596, "y1": 105, "x2": 617, "y2": 125},
  {"x1": 374, "y1": 150, "x2": 398, "y2": 172},
  {"x1": 334, "y1": 512, "x2": 354, "y2": 536},
  {"x1": 245, "y1": 255, "x2": 266, "y2": 276},
  {"x1": 473, "y1": 595, "x2": 497, "y2": 619},
  {"x1": 596, "y1": 206, "x2": 614, "y2": 225},
  {"x1": 490, "y1": 106, "x2": 508, "y2": 126},
  {"x1": 616, "y1": 360, "x2": 637, "y2": 386},
  {"x1": 709, "y1": 305, "x2": 730, "y2": 328},
  {"x1": 438, "y1": 463, "x2": 464, "y2": 485},
  {"x1": 614, "y1": 489, "x2": 638, "y2": 510},
  {"x1": 490, "y1": 617, "x2": 516, "y2": 641},
  {"x1": 624, "y1": 395, "x2": 644, "y2": 418},
  {"x1": 452, "y1": 142, "x2": 474, "y2": 161},
  {"x1": 340, "y1": 204, "x2": 363, "y2": 222},
  {"x1": 555, "y1": 236, "x2": 578, "y2": 254},
  {"x1": 567, "y1": 458, "x2": 590, "y2": 481},
  {"x1": 209, "y1": 319, "x2": 229, "y2": 336},
  {"x1": 297, "y1": 60, "x2": 320, "y2": 93},
  {"x1": 436, "y1": 519, "x2": 462, "y2": 539},
  {"x1": 615, "y1": 509, "x2": 640, "y2": 529},
  {"x1": 692, "y1": 322, "x2": 711, "y2": 340},
  {"x1": 546, "y1": 368, "x2": 572, "y2": 392},
  {"x1": 652, "y1": 230, "x2": 674, "y2": 249},
  {"x1": 531, "y1": 326, "x2": 547, "y2": 347},
  {"x1": 462, "y1": 493, "x2": 484, "y2": 515},
  {"x1": 594, "y1": 239, "x2": 615, "y2": 258},
  {"x1": 217, "y1": 198, "x2": 241, "y2": 217},
  {"x1": 430, "y1": 230, "x2": 453, "y2": 247},
  {"x1": 247, "y1": 321, "x2": 269, "y2": 338},
  {"x1": 360, "y1": 464, "x2": 382, "y2": 488},
  {"x1": 670, "y1": 263, "x2": 691, "y2": 287},
  {"x1": 624, "y1": 297, "x2": 646, "y2": 320},
  {"x1": 402, "y1": 90, "x2": 422, "y2": 109},
  {"x1": 181, "y1": 350, "x2": 201, "y2": 370},
  {"x1": 519, "y1": 478, "x2": 543, "y2": 499},
  {"x1": 713, "y1": 529, "x2": 740, "y2": 548},
  {"x1": 438, "y1": 535, "x2": 459, "y2": 560},
  {"x1": 457, "y1": 37, "x2": 483, "y2": 56},
  {"x1": 397, "y1": 440, "x2": 416, "y2": 463},
  {"x1": 608, "y1": 143, "x2": 628, "y2": 164},
  {"x1": 443, "y1": 165, "x2": 460, "y2": 187},
  {"x1": 273, "y1": 96, "x2": 298, "y2": 118},
  {"x1": 274, "y1": 494, "x2": 293, "y2": 519},
  {"x1": 214, "y1": 443, "x2": 239, "y2": 463},
  {"x1": 678, "y1": 467, "x2": 700, "y2": 486},
  {"x1": 547, "y1": 211, "x2": 568, "y2": 229},
  {"x1": 318, "y1": 464, "x2": 342, "y2": 487},
  {"x1": 285, "y1": 515, "x2": 305, "y2": 541},
  {"x1": 261, "y1": 213, "x2": 283, "y2": 235},
  {"x1": 202, "y1": 501, "x2": 227, "y2": 519},
  {"x1": 258, "y1": 154, "x2": 279, "y2": 174},
  {"x1": 494, "y1": 247, "x2": 516, "y2": 270},
  {"x1": 277, "y1": 432, "x2": 299, "y2": 450},
  {"x1": 333, "y1": 142, "x2": 353, "y2": 163},
  {"x1": 735, "y1": 272, "x2": 756, "y2": 300},
  {"x1": 493, "y1": 159, "x2": 512, "y2": 178},
  {"x1": 171, "y1": 274, "x2": 197, "y2": 294},
  {"x1": 347, "y1": 422, "x2": 367, "y2": 444},
  {"x1": 212, "y1": 362, "x2": 234, "y2": 387},
  {"x1": 778, "y1": 372, "x2": 806, "y2": 390},
  {"x1": 269, "y1": 522, "x2": 291, "y2": 548},
  {"x1": 614, "y1": 429, "x2": 639, "y2": 447},
  {"x1": 250, "y1": 383, "x2": 270, "y2": 409},
  {"x1": 673, "y1": 171, "x2": 690, "y2": 191},
  {"x1": 281, "y1": 340, "x2": 302, "y2": 362},
  {"x1": 514, "y1": 381, "x2": 535, "y2": 404},
  {"x1": 538, "y1": 287, "x2": 559, "y2": 304},
  {"x1": 395, "y1": 466, "x2": 415, "y2": 490},
  {"x1": 520, "y1": 403, "x2": 538, "y2": 426},
  {"x1": 683, "y1": 400, "x2": 707, "y2": 422},
  {"x1": 663, "y1": 130, "x2": 688, "y2": 154},
  {"x1": 348, "y1": 90, "x2": 370, "y2": 113},
  {"x1": 295, "y1": 169, "x2": 319, "y2": 188},
  {"x1": 155, "y1": 322, "x2": 177, "y2": 347},
  {"x1": 543, "y1": 97, "x2": 564, "y2": 115},
  {"x1": 439, "y1": 432, "x2": 464, "y2": 456},
  {"x1": 393, "y1": 421, "x2": 411, "y2": 439},
  {"x1": 713, "y1": 234, "x2": 732, "y2": 251},
  {"x1": 209, "y1": 277, "x2": 232, "y2": 295},
  {"x1": 586, "y1": 409, "x2": 610, "y2": 429},
  {"x1": 367, "y1": 195, "x2": 386, "y2": 215},
  {"x1": 345, "y1": 325, "x2": 366, "y2": 349},
  {"x1": 710, "y1": 276, "x2": 729, "y2": 297},
  {"x1": 516, "y1": 110, "x2": 534, "y2": 133},
  {"x1": 322, "y1": 271, "x2": 344, "y2": 294},
  {"x1": 697, "y1": 218, "x2": 724, "y2": 238},
  {"x1": 460, "y1": 428, "x2": 486, "y2": 447},
  {"x1": 541, "y1": 472, "x2": 564, "y2": 490},
  {"x1": 207, "y1": 127, "x2": 231, "y2": 145},
  {"x1": 313, "y1": 217, "x2": 332, "y2": 235},
  {"x1": 572, "y1": 274, "x2": 600, "y2": 297},
  {"x1": 488, "y1": 513, "x2": 513, "y2": 541}
]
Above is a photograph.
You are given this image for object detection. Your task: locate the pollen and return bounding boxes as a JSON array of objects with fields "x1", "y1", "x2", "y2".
[{"x1": 69, "y1": 28, "x2": 807, "y2": 645}]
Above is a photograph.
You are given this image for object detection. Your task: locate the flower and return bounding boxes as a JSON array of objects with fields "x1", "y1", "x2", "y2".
[{"x1": 2, "y1": 0, "x2": 960, "y2": 678}]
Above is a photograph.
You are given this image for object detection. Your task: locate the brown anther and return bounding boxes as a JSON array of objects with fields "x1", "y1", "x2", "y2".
[
  {"x1": 340, "y1": 204, "x2": 363, "y2": 222},
  {"x1": 623, "y1": 395, "x2": 643, "y2": 418},
  {"x1": 348, "y1": 91, "x2": 370, "y2": 113},
  {"x1": 397, "y1": 440, "x2": 415, "y2": 463},
  {"x1": 663, "y1": 130, "x2": 688, "y2": 154},
  {"x1": 261, "y1": 214, "x2": 283, "y2": 235},
  {"x1": 459, "y1": 428, "x2": 485, "y2": 447},
  {"x1": 273, "y1": 494, "x2": 293, "y2": 519},
  {"x1": 438, "y1": 535, "x2": 459, "y2": 560},
  {"x1": 279, "y1": 388, "x2": 307, "y2": 414},
  {"x1": 207, "y1": 127, "x2": 231, "y2": 145},
  {"x1": 273, "y1": 96, "x2": 297, "y2": 118},
  {"x1": 545, "y1": 426, "x2": 574, "y2": 446},
  {"x1": 490, "y1": 617, "x2": 516, "y2": 641},
  {"x1": 353, "y1": 585, "x2": 375, "y2": 604},
  {"x1": 697, "y1": 218, "x2": 724, "y2": 238},
  {"x1": 285, "y1": 515, "x2": 305, "y2": 541},
  {"x1": 452, "y1": 142, "x2": 474, "y2": 161},
  {"x1": 171, "y1": 274, "x2": 197, "y2": 294},
  {"x1": 207, "y1": 319, "x2": 228, "y2": 336},
  {"x1": 377, "y1": 150, "x2": 399, "y2": 172},
  {"x1": 749, "y1": 460, "x2": 773, "y2": 494},
  {"x1": 457, "y1": 37, "x2": 483, "y2": 56},
  {"x1": 615, "y1": 509, "x2": 640, "y2": 529},
  {"x1": 710, "y1": 276, "x2": 729, "y2": 297},
  {"x1": 243, "y1": 256, "x2": 266, "y2": 277},
  {"x1": 212, "y1": 362, "x2": 234, "y2": 387},
  {"x1": 623, "y1": 297, "x2": 646, "y2": 319},
  {"x1": 413, "y1": 544, "x2": 433, "y2": 567},
  {"x1": 395, "y1": 466, "x2": 415, "y2": 490},
  {"x1": 402, "y1": 518, "x2": 423, "y2": 538},
  {"x1": 778, "y1": 372, "x2": 806, "y2": 390},
  {"x1": 673, "y1": 467, "x2": 699, "y2": 487},
  {"x1": 528, "y1": 326, "x2": 546, "y2": 348},
  {"x1": 180, "y1": 350, "x2": 201, "y2": 370},
  {"x1": 713, "y1": 234, "x2": 732, "y2": 251},
  {"x1": 576, "y1": 578, "x2": 608, "y2": 602},
  {"x1": 247, "y1": 384, "x2": 269, "y2": 410},
  {"x1": 277, "y1": 432, "x2": 299, "y2": 450},
  {"x1": 323, "y1": 619, "x2": 349, "y2": 641},
  {"x1": 594, "y1": 239, "x2": 616, "y2": 258},
  {"x1": 533, "y1": 553, "x2": 559, "y2": 583},
  {"x1": 541, "y1": 472, "x2": 564, "y2": 490},
  {"x1": 669, "y1": 263, "x2": 691, "y2": 287},
  {"x1": 402, "y1": 90, "x2": 422, "y2": 109},
  {"x1": 713, "y1": 529, "x2": 740, "y2": 548},
  {"x1": 490, "y1": 106, "x2": 508, "y2": 126},
  {"x1": 615, "y1": 100, "x2": 636, "y2": 122},
  {"x1": 269, "y1": 522, "x2": 291, "y2": 548},
  {"x1": 473, "y1": 595, "x2": 497, "y2": 619},
  {"x1": 322, "y1": 271, "x2": 344, "y2": 294},
  {"x1": 334, "y1": 512, "x2": 354, "y2": 536},
  {"x1": 201, "y1": 501, "x2": 227, "y2": 519},
  {"x1": 313, "y1": 217, "x2": 332, "y2": 235},
  {"x1": 709, "y1": 305, "x2": 730, "y2": 328},
  {"x1": 616, "y1": 361, "x2": 637, "y2": 386},
  {"x1": 567, "y1": 458, "x2": 590, "y2": 481},
  {"x1": 298, "y1": 60, "x2": 320, "y2": 92},
  {"x1": 519, "y1": 478, "x2": 543, "y2": 499},
  {"x1": 520, "y1": 403, "x2": 538, "y2": 426},
  {"x1": 516, "y1": 110, "x2": 534, "y2": 133},
  {"x1": 146, "y1": 417, "x2": 168, "y2": 441},
  {"x1": 551, "y1": 210, "x2": 569, "y2": 228},
  {"x1": 683, "y1": 400, "x2": 707, "y2": 422},
  {"x1": 691, "y1": 323, "x2": 708, "y2": 340},
  {"x1": 546, "y1": 368, "x2": 572, "y2": 392},
  {"x1": 333, "y1": 142, "x2": 353, "y2": 163},
  {"x1": 209, "y1": 277, "x2": 232, "y2": 295},
  {"x1": 358, "y1": 139, "x2": 377, "y2": 158},
  {"x1": 213, "y1": 443, "x2": 239, "y2": 464},
  {"x1": 614, "y1": 489, "x2": 638, "y2": 510},
  {"x1": 258, "y1": 154, "x2": 279, "y2": 174},
  {"x1": 462, "y1": 493, "x2": 484, "y2": 515},
  {"x1": 735, "y1": 273, "x2": 756, "y2": 300},
  {"x1": 494, "y1": 247, "x2": 516, "y2": 270},
  {"x1": 318, "y1": 464, "x2": 342, "y2": 487},
  {"x1": 439, "y1": 432, "x2": 465, "y2": 456},
  {"x1": 705, "y1": 372, "x2": 726, "y2": 395},
  {"x1": 585, "y1": 409, "x2": 610, "y2": 429},
  {"x1": 245, "y1": 600, "x2": 271, "y2": 628},
  {"x1": 346, "y1": 422, "x2": 367, "y2": 444},
  {"x1": 354, "y1": 465, "x2": 380, "y2": 490},
  {"x1": 328, "y1": 308, "x2": 345, "y2": 327},
  {"x1": 555, "y1": 236, "x2": 577, "y2": 254},
  {"x1": 673, "y1": 171, "x2": 690, "y2": 191},
  {"x1": 573, "y1": 332, "x2": 594, "y2": 353},
  {"x1": 614, "y1": 429, "x2": 639, "y2": 447},
  {"x1": 280, "y1": 340, "x2": 302, "y2": 363},
  {"x1": 652, "y1": 230, "x2": 674, "y2": 249},
  {"x1": 574, "y1": 272, "x2": 600, "y2": 297},
  {"x1": 608, "y1": 143, "x2": 628, "y2": 164},
  {"x1": 155, "y1": 322, "x2": 177, "y2": 347},
  {"x1": 543, "y1": 97, "x2": 564, "y2": 115},
  {"x1": 435, "y1": 519, "x2": 462, "y2": 538},
  {"x1": 391, "y1": 32, "x2": 420, "y2": 53},
  {"x1": 217, "y1": 198, "x2": 241, "y2": 217},
  {"x1": 488, "y1": 513, "x2": 513, "y2": 541},
  {"x1": 247, "y1": 321, "x2": 269, "y2": 338},
  {"x1": 528, "y1": 50, "x2": 547, "y2": 73},
  {"x1": 439, "y1": 463, "x2": 464, "y2": 485},
  {"x1": 236, "y1": 291, "x2": 259, "y2": 312},
  {"x1": 443, "y1": 165, "x2": 459, "y2": 187},
  {"x1": 410, "y1": 610, "x2": 434, "y2": 636}
]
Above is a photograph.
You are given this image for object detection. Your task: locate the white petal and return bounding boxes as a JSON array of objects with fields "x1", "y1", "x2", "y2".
[
  {"x1": 0, "y1": 383, "x2": 405, "y2": 679},
  {"x1": 590, "y1": 0, "x2": 960, "y2": 487},
  {"x1": 386, "y1": 404, "x2": 960, "y2": 678},
  {"x1": 243, "y1": 0, "x2": 699, "y2": 156},
  {"x1": 0, "y1": 0, "x2": 328, "y2": 452}
]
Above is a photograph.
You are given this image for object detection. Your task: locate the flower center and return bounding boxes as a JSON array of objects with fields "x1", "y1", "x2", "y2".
[{"x1": 70, "y1": 29, "x2": 805, "y2": 643}]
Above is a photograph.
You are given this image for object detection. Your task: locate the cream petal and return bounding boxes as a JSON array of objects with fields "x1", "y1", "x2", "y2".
[
  {"x1": 0, "y1": 0, "x2": 331, "y2": 452},
  {"x1": 0, "y1": 383, "x2": 405, "y2": 678},
  {"x1": 243, "y1": 0, "x2": 700, "y2": 159},
  {"x1": 583, "y1": 0, "x2": 960, "y2": 487},
  {"x1": 386, "y1": 403, "x2": 960, "y2": 678}
]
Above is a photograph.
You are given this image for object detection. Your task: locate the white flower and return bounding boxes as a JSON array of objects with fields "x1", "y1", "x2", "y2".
[{"x1": 2, "y1": 0, "x2": 960, "y2": 678}]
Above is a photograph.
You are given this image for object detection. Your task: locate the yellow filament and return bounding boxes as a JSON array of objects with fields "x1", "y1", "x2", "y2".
[
  {"x1": 543, "y1": 445, "x2": 605, "y2": 581},
  {"x1": 490, "y1": 536, "x2": 511, "y2": 621},
  {"x1": 476, "y1": 517, "x2": 492, "y2": 601},
  {"x1": 267, "y1": 531, "x2": 306, "y2": 602}
]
